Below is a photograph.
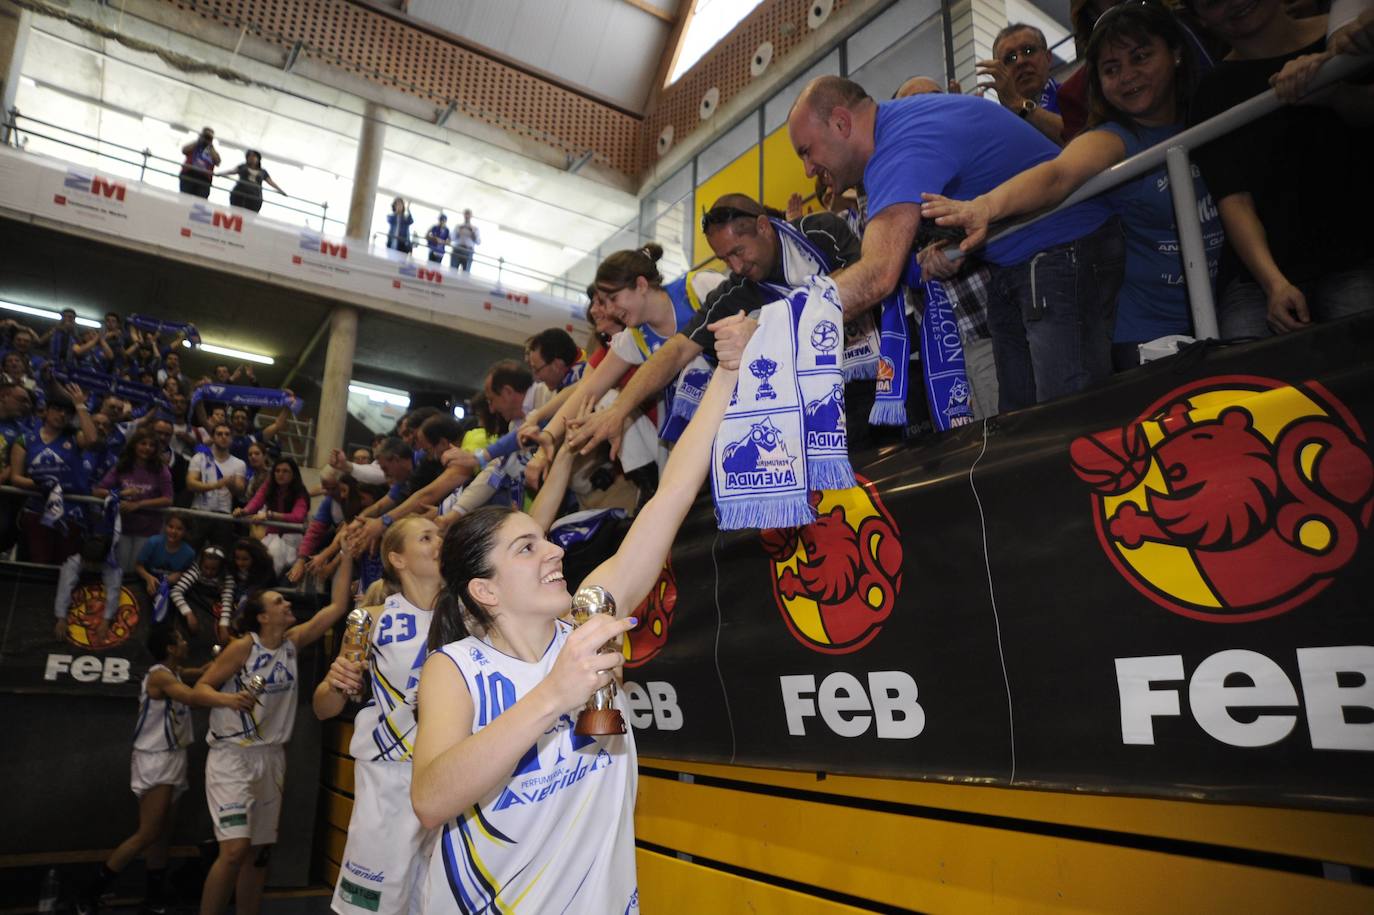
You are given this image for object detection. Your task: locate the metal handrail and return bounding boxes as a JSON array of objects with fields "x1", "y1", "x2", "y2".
[
  {"x1": 6, "y1": 111, "x2": 335, "y2": 230},
  {"x1": 0, "y1": 483, "x2": 308, "y2": 532},
  {"x1": 368, "y1": 229, "x2": 586, "y2": 300},
  {"x1": 957, "y1": 51, "x2": 1374, "y2": 340}
]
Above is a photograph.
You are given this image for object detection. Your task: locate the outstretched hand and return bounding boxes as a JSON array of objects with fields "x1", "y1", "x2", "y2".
[
  {"x1": 707, "y1": 310, "x2": 759, "y2": 372},
  {"x1": 920, "y1": 193, "x2": 990, "y2": 252}
]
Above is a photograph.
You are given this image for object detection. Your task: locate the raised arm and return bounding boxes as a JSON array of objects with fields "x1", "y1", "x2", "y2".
[
  {"x1": 191, "y1": 634, "x2": 254, "y2": 704},
  {"x1": 918, "y1": 130, "x2": 1126, "y2": 253},
  {"x1": 567, "y1": 333, "x2": 702, "y2": 458},
  {"x1": 286, "y1": 551, "x2": 355, "y2": 649},
  {"x1": 832, "y1": 203, "x2": 921, "y2": 319},
  {"x1": 580, "y1": 366, "x2": 738, "y2": 611}
]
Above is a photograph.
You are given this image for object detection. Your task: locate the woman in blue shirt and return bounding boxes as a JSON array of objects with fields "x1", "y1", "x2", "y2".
[
  {"x1": 920, "y1": 2, "x2": 1222, "y2": 369},
  {"x1": 385, "y1": 197, "x2": 414, "y2": 253}
]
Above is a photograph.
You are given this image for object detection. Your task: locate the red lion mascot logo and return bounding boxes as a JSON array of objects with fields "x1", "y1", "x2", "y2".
[
  {"x1": 1070, "y1": 377, "x2": 1373, "y2": 621},
  {"x1": 624, "y1": 560, "x2": 677, "y2": 668},
  {"x1": 761, "y1": 479, "x2": 903, "y2": 653}
]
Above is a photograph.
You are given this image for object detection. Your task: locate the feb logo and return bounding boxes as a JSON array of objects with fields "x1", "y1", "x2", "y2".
[
  {"x1": 760, "y1": 477, "x2": 903, "y2": 653},
  {"x1": 624, "y1": 560, "x2": 677, "y2": 668},
  {"x1": 60, "y1": 583, "x2": 141, "y2": 649},
  {"x1": 1070, "y1": 376, "x2": 1373, "y2": 623}
]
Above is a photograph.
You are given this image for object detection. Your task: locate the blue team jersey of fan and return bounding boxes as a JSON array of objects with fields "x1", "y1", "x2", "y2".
[
  {"x1": 1098, "y1": 121, "x2": 1224, "y2": 344},
  {"x1": 863, "y1": 94, "x2": 1112, "y2": 267}
]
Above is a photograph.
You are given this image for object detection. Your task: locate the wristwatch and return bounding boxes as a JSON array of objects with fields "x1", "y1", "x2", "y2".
[
  {"x1": 381, "y1": 513, "x2": 394, "y2": 528},
  {"x1": 1017, "y1": 98, "x2": 1038, "y2": 118}
]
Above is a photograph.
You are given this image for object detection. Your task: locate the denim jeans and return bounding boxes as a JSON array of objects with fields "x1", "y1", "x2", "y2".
[
  {"x1": 452, "y1": 247, "x2": 474, "y2": 272},
  {"x1": 1217, "y1": 257, "x2": 1374, "y2": 340},
  {"x1": 985, "y1": 217, "x2": 1125, "y2": 412}
]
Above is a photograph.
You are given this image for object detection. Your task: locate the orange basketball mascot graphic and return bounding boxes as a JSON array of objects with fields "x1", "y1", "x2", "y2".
[
  {"x1": 761, "y1": 477, "x2": 903, "y2": 653},
  {"x1": 1070, "y1": 376, "x2": 1373, "y2": 622}
]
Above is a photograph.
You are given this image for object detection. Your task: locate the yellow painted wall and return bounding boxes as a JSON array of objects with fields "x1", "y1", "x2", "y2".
[
  {"x1": 691, "y1": 127, "x2": 826, "y2": 270},
  {"x1": 316, "y1": 722, "x2": 1374, "y2": 913},
  {"x1": 692, "y1": 147, "x2": 759, "y2": 267},
  {"x1": 760, "y1": 124, "x2": 818, "y2": 216}
]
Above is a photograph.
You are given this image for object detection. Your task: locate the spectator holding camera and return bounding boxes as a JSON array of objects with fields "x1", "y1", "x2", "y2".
[
  {"x1": 385, "y1": 197, "x2": 414, "y2": 253},
  {"x1": 179, "y1": 127, "x2": 220, "y2": 198}
]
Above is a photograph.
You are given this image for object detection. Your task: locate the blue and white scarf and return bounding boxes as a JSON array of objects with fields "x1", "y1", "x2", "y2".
[
  {"x1": 548, "y1": 508, "x2": 628, "y2": 550},
  {"x1": 151, "y1": 577, "x2": 171, "y2": 623},
  {"x1": 52, "y1": 368, "x2": 171, "y2": 414},
  {"x1": 191, "y1": 384, "x2": 302, "y2": 415},
  {"x1": 671, "y1": 218, "x2": 839, "y2": 434},
  {"x1": 711, "y1": 275, "x2": 853, "y2": 530},
  {"x1": 919, "y1": 280, "x2": 974, "y2": 432},
  {"x1": 102, "y1": 491, "x2": 122, "y2": 568},
  {"x1": 40, "y1": 481, "x2": 65, "y2": 530},
  {"x1": 127, "y1": 315, "x2": 202, "y2": 346}
]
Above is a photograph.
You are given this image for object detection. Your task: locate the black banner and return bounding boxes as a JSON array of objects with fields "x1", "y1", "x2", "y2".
[{"x1": 622, "y1": 314, "x2": 1374, "y2": 813}]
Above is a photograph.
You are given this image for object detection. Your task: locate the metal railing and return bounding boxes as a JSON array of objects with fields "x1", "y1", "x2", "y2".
[
  {"x1": 4, "y1": 111, "x2": 335, "y2": 230},
  {"x1": 368, "y1": 229, "x2": 589, "y2": 300},
  {"x1": 0, "y1": 109, "x2": 619, "y2": 301},
  {"x1": 0, "y1": 484, "x2": 308, "y2": 533},
  {"x1": 945, "y1": 51, "x2": 1374, "y2": 340}
]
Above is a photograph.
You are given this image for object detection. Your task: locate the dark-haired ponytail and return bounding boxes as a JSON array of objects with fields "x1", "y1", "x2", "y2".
[
  {"x1": 427, "y1": 589, "x2": 471, "y2": 652},
  {"x1": 429, "y1": 505, "x2": 516, "y2": 652}
]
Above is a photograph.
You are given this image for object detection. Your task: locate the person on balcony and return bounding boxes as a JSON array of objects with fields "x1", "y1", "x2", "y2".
[
  {"x1": 920, "y1": 2, "x2": 1224, "y2": 370},
  {"x1": 217, "y1": 149, "x2": 286, "y2": 213},
  {"x1": 452, "y1": 208, "x2": 482, "y2": 272},
  {"x1": 385, "y1": 197, "x2": 414, "y2": 253},
  {"x1": 178, "y1": 127, "x2": 220, "y2": 199},
  {"x1": 425, "y1": 213, "x2": 451, "y2": 265}
]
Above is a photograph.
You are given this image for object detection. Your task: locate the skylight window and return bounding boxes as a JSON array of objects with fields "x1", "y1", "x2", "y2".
[{"x1": 668, "y1": 0, "x2": 766, "y2": 85}]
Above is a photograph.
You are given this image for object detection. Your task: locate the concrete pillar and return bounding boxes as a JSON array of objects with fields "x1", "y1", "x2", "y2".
[
  {"x1": 0, "y1": 2, "x2": 32, "y2": 142},
  {"x1": 313, "y1": 305, "x2": 358, "y2": 467},
  {"x1": 947, "y1": 0, "x2": 1006, "y2": 94},
  {"x1": 345, "y1": 101, "x2": 386, "y2": 242}
]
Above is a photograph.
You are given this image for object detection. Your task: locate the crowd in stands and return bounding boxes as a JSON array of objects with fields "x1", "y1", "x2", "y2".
[
  {"x1": 32, "y1": 0, "x2": 1369, "y2": 650},
  {"x1": 39, "y1": 2, "x2": 1374, "y2": 912}
]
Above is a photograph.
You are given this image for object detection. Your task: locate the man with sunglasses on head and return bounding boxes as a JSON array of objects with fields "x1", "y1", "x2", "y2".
[
  {"x1": 978, "y1": 23, "x2": 1066, "y2": 145},
  {"x1": 565, "y1": 193, "x2": 864, "y2": 457}
]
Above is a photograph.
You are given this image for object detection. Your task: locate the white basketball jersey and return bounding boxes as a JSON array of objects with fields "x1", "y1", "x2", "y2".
[
  {"x1": 424, "y1": 621, "x2": 639, "y2": 915},
  {"x1": 133, "y1": 664, "x2": 193, "y2": 752},
  {"x1": 349, "y1": 593, "x2": 432, "y2": 763},
  {"x1": 208, "y1": 633, "x2": 298, "y2": 747}
]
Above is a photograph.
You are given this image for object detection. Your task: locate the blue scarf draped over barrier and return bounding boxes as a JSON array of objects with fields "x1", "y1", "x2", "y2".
[
  {"x1": 52, "y1": 368, "x2": 172, "y2": 414},
  {"x1": 191, "y1": 384, "x2": 302, "y2": 415},
  {"x1": 918, "y1": 279, "x2": 973, "y2": 432}
]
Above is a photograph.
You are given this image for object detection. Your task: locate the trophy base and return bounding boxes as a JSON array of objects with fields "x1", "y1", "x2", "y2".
[{"x1": 575, "y1": 708, "x2": 626, "y2": 736}]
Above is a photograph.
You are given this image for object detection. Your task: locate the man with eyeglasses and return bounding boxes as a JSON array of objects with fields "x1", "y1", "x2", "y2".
[
  {"x1": 978, "y1": 23, "x2": 1066, "y2": 145},
  {"x1": 565, "y1": 193, "x2": 864, "y2": 457}
]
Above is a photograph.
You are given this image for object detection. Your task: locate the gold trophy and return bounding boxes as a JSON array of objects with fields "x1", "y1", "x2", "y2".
[
  {"x1": 570, "y1": 585, "x2": 626, "y2": 736},
  {"x1": 339, "y1": 608, "x2": 374, "y2": 701}
]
